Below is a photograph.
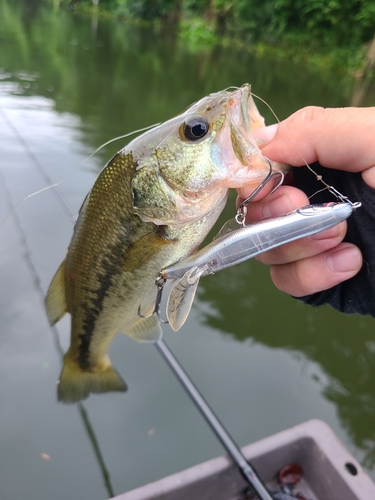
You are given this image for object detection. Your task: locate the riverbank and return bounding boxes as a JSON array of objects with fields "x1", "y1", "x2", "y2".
[{"x1": 59, "y1": 0, "x2": 374, "y2": 78}]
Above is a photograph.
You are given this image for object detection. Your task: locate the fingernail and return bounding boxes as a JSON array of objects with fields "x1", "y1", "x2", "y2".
[
  {"x1": 254, "y1": 124, "x2": 279, "y2": 143},
  {"x1": 263, "y1": 194, "x2": 294, "y2": 218},
  {"x1": 326, "y1": 246, "x2": 362, "y2": 273}
]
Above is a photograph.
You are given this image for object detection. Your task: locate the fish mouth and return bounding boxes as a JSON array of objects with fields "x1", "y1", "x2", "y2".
[
  {"x1": 214, "y1": 84, "x2": 288, "y2": 189},
  {"x1": 227, "y1": 84, "x2": 264, "y2": 166},
  {"x1": 238, "y1": 83, "x2": 253, "y2": 136},
  {"x1": 212, "y1": 84, "x2": 271, "y2": 189}
]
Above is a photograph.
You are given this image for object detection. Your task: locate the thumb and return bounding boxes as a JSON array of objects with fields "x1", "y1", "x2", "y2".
[{"x1": 261, "y1": 106, "x2": 375, "y2": 187}]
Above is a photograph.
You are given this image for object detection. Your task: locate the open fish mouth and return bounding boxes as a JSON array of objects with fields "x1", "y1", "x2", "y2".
[
  {"x1": 227, "y1": 84, "x2": 265, "y2": 166},
  {"x1": 228, "y1": 83, "x2": 268, "y2": 133},
  {"x1": 216, "y1": 84, "x2": 289, "y2": 187},
  {"x1": 211, "y1": 84, "x2": 272, "y2": 188},
  {"x1": 234, "y1": 83, "x2": 254, "y2": 135}
]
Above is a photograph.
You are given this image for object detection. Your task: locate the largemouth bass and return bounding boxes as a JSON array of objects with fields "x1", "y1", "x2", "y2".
[{"x1": 45, "y1": 84, "x2": 284, "y2": 403}]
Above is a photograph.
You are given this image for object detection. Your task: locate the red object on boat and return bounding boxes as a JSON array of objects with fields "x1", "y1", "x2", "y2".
[{"x1": 279, "y1": 463, "x2": 303, "y2": 485}]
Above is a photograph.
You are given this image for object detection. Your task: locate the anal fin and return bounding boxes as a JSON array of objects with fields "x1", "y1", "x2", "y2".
[{"x1": 126, "y1": 313, "x2": 163, "y2": 342}]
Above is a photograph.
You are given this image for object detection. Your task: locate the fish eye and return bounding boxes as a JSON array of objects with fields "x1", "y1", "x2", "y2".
[{"x1": 180, "y1": 116, "x2": 209, "y2": 141}]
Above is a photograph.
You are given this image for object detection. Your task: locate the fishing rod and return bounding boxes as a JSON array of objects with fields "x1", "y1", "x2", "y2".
[
  {"x1": 0, "y1": 108, "x2": 115, "y2": 498},
  {"x1": 155, "y1": 338, "x2": 274, "y2": 500}
]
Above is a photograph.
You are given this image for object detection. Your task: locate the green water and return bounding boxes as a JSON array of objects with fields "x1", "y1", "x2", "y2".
[{"x1": 1, "y1": 1, "x2": 375, "y2": 499}]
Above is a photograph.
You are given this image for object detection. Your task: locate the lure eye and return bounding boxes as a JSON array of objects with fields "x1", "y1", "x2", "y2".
[{"x1": 180, "y1": 116, "x2": 209, "y2": 141}]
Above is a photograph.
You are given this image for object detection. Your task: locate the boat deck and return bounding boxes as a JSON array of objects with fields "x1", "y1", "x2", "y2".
[{"x1": 113, "y1": 420, "x2": 375, "y2": 500}]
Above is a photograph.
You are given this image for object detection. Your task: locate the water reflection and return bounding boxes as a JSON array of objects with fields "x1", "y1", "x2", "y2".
[
  {"x1": 2, "y1": 0, "x2": 370, "y2": 165},
  {"x1": 1, "y1": 1, "x2": 375, "y2": 498},
  {"x1": 199, "y1": 262, "x2": 375, "y2": 468}
]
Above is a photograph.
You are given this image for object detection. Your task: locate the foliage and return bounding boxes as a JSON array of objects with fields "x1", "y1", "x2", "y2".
[
  {"x1": 179, "y1": 17, "x2": 217, "y2": 48},
  {"x1": 49, "y1": 0, "x2": 375, "y2": 72},
  {"x1": 114, "y1": 0, "x2": 181, "y2": 21}
]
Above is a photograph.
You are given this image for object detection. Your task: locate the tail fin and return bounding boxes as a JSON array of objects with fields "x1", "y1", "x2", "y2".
[{"x1": 57, "y1": 352, "x2": 127, "y2": 403}]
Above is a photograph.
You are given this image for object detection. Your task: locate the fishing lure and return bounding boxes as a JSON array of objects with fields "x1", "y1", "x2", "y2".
[{"x1": 143, "y1": 157, "x2": 361, "y2": 332}]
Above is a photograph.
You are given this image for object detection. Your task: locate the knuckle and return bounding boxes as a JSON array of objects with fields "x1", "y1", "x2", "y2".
[
  {"x1": 292, "y1": 262, "x2": 316, "y2": 295},
  {"x1": 270, "y1": 261, "x2": 316, "y2": 297},
  {"x1": 292, "y1": 106, "x2": 325, "y2": 126}
]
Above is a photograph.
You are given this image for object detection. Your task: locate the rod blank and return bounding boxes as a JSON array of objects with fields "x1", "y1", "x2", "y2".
[{"x1": 155, "y1": 338, "x2": 274, "y2": 500}]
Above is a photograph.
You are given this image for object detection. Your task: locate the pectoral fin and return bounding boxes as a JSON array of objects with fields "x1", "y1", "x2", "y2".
[
  {"x1": 214, "y1": 218, "x2": 240, "y2": 240},
  {"x1": 45, "y1": 260, "x2": 68, "y2": 325}
]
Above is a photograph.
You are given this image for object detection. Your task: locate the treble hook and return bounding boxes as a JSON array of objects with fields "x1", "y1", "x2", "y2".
[
  {"x1": 138, "y1": 273, "x2": 168, "y2": 324},
  {"x1": 236, "y1": 157, "x2": 285, "y2": 226}
]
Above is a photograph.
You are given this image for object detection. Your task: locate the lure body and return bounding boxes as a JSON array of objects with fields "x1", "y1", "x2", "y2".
[{"x1": 164, "y1": 202, "x2": 357, "y2": 331}]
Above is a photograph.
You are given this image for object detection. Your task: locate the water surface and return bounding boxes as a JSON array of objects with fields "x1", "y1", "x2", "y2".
[{"x1": 1, "y1": 2, "x2": 375, "y2": 499}]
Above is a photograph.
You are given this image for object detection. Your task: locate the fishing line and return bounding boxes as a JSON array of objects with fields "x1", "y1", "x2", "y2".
[
  {"x1": 0, "y1": 106, "x2": 76, "y2": 222},
  {"x1": 252, "y1": 92, "x2": 281, "y2": 125},
  {"x1": 0, "y1": 104, "x2": 160, "y2": 225},
  {"x1": 0, "y1": 139, "x2": 116, "y2": 498}
]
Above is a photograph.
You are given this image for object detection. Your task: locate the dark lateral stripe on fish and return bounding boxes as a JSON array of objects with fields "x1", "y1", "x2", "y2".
[
  {"x1": 79, "y1": 239, "x2": 129, "y2": 369},
  {"x1": 77, "y1": 225, "x2": 171, "y2": 369}
]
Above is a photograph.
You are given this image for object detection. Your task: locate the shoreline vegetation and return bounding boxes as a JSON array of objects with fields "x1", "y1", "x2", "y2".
[{"x1": 53, "y1": 0, "x2": 375, "y2": 81}]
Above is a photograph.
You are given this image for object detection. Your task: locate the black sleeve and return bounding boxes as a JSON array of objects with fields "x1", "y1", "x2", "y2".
[{"x1": 292, "y1": 162, "x2": 375, "y2": 317}]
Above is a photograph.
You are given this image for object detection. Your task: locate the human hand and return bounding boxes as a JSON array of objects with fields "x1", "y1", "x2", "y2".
[{"x1": 237, "y1": 106, "x2": 375, "y2": 298}]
